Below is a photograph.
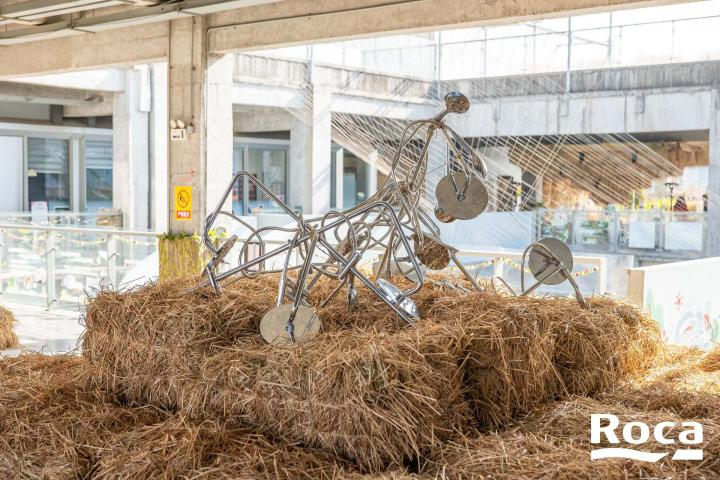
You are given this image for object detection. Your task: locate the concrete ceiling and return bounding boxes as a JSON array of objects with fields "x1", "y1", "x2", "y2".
[{"x1": 0, "y1": 0, "x2": 281, "y2": 44}]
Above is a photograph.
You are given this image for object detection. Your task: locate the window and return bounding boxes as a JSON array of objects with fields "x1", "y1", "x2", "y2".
[
  {"x1": 27, "y1": 138, "x2": 70, "y2": 213},
  {"x1": 85, "y1": 139, "x2": 113, "y2": 214},
  {"x1": 232, "y1": 141, "x2": 288, "y2": 215}
]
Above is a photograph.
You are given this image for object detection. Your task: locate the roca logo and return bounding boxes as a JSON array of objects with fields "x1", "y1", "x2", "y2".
[{"x1": 591, "y1": 414, "x2": 704, "y2": 462}]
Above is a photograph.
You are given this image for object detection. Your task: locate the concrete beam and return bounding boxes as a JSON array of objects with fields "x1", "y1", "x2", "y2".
[
  {"x1": 0, "y1": 22, "x2": 168, "y2": 78},
  {"x1": 63, "y1": 102, "x2": 114, "y2": 117},
  {"x1": 15, "y1": 69, "x2": 126, "y2": 92},
  {"x1": 0, "y1": 0, "x2": 698, "y2": 78},
  {"x1": 0, "y1": 80, "x2": 105, "y2": 105},
  {"x1": 208, "y1": 0, "x2": 697, "y2": 54},
  {"x1": 232, "y1": 83, "x2": 305, "y2": 109},
  {"x1": 454, "y1": 88, "x2": 714, "y2": 138},
  {"x1": 331, "y1": 93, "x2": 435, "y2": 120}
]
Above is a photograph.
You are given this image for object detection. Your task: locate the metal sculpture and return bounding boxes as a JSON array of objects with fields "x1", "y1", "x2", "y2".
[{"x1": 198, "y1": 91, "x2": 587, "y2": 346}]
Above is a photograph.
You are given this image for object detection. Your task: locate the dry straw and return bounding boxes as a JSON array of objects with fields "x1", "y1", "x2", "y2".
[
  {"x1": 0, "y1": 354, "x2": 355, "y2": 479},
  {"x1": 428, "y1": 396, "x2": 720, "y2": 479},
  {"x1": 0, "y1": 305, "x2": 19, "y2": 349},
  {"x1": 2, "y1": 353, "x2": 718, "y2": 479},
  {"x1": 82, "y1": 274, "x2": 659, "y2": 472}
]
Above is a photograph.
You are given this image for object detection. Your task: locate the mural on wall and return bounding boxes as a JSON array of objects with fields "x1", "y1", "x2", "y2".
[{"x1": 644, "y1": 260, "x2": 720, "y2": 350}]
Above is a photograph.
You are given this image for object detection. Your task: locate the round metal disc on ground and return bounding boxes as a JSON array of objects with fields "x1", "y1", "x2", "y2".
[
  {"x1": 435, "y1": 173, "x2": 488, "y2": 220},
  {"x1": 527, "y1": 237, "x2": 574, "y2": 286},
  {"x1": 376, "y1": 279, "x2": 420, "y2": 322},
  {"x1": 260, "y1": 304, "x2": 321, "y2": 346}
]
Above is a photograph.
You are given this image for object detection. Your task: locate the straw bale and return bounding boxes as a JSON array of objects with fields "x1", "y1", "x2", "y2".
[
  {"x1": 602, "y1": 344, "x2": 720, "y2": 420},
  {"x1": 83, "y1": 275, "x2": 659, "y2": 472},
  {"x1": 699, "y1": 344, "x2": 720, "y2": 372},
  {"x1": 0, "y1": 354, "x2": 365, "y2": 479},
  {"x1": 0, "y1": 354, "x2": 164, "y2": 479},
  {"x1": 94, "y1": 415, "x2": 352, "y2": 479},
  {"x1": 0, "y1": 305, "x2": 19, "y2": 349},
  {"x1": 429, "y1": 397, "x2": 720, "y2": 479}
]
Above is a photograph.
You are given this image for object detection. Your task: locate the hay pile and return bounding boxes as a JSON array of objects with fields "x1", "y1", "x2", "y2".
[
  {"x1": 2, "y1": 349, "x2": 718, "y2": 479},
  {"x1": 82, "y1": 275, "x2": 659, "y2": 472},
  {"x1": 0, "y1": 304, "x2": 19, "y2": 349},
  {"x1": 429, "y1": 396, "x2": 720, "y2": 479},
  {"x1": 0, "y1": 354, "x2": 163, "y2": 478},
  {"x1": 0, "y1": 354, "x2": 358, "y2": 479}
]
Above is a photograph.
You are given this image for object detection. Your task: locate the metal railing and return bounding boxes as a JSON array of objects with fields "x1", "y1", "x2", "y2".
[
  {"x1": 0, "y1": 224, "x2": 158, "y2": 309},
  {"x1": 0, "y1": 211, "x2": 123, "y2": 228},
  {"x1": 0, "y1": 221, "x2": 607, "y2": 309},
  {"x1": 539, "y1": 209, "x2": 707, "y2": 256}
]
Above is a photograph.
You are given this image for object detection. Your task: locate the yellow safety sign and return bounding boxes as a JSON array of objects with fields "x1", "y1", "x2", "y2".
[{"x1": 175, "y1": 186, "x2": 192, "y2": 220}]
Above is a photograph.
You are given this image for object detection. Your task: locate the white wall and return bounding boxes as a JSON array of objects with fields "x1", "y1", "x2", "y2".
[
  {"x1": 0, "y1": 136, "x2": 23, "y2": 212},
  {"x1": 629, "y1": 257, "x2": 720, "y2": 349}
]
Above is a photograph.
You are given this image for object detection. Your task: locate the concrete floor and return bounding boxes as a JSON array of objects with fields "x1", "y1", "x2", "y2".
[{"x1": 1, "y1": 303, "x2": 83, "y2": 357}]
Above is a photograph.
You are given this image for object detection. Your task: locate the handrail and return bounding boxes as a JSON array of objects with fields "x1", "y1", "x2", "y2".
[{"x1": 0, "y1": 223, "x2": 160, "y2": 238}]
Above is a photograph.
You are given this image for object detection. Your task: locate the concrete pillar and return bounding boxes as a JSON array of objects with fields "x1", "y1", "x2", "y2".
[
  {"x1": 168, "y1": 17, "x2": 233, "y2": 233},
  {"x1": 707, "y1": 90, "x2": 720, "y2": 256},
  {"x1": 311, "y1": 87, "x2": 332, "y2": 214},
  {"x1": 113, "y1": 68, "x2": 149, "y2": 230},
  {"x1": 289, "y1": 115, "x2": 310, "y2": 212},
  {"x1": 334, "y1": 147, "x2": 344, "y2": 210},
  {"x1": 150, "y1": 62, "x2": 168, "y2": 233},
  {"x1": 367, "y1": 151, "x2": 378, "y2": 196}
]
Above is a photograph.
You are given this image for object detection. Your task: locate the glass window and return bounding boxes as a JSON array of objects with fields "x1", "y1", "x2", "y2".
[
  {"x1": 343, "y1": 155, "x2": 369, "y2": 208},
  {"x1": 233, "y1": 141, "x2": 288, "y2": 215},
  {"x1": 85, "y1": 139, "x2": 113, "y2": 214},
  {"x1": 27, "y1": 138, "x2": 70, "y2": 213}
]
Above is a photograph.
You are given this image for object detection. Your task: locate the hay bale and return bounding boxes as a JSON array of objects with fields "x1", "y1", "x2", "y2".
[
  {"x1": 0, "y1": 305, "x2": 19, "y2": 349},
  {"x1": 0, "y1": 354, "x2": 360, "y2": 479},
  {"x1": 0, "y1": 354, "x2": 164, "y2": 479},
  {"x1": 94, "y1": 416, "x2": 352, "y2": 479},
  {"x1": 429, "y1": 397, "x2": 720, "y2": 479},
  {"x1": 82, "y1": 275, "x2": 659, "y2": 472},
  {"x1": 158, "y1": 234, "x2": 206, "y2": 280},
  {"x1": 602, "y1": 344, "x2": 720, "y2": 420},
  {"x1": 699, "y1": 344, "x2": 720, "y2": 372}
]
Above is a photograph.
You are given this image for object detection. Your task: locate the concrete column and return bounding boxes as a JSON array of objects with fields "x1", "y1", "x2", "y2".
[
  {"x1": 289, "y1": 115, "x2": 310, "y2": 212},
  {"x1": 707, "y1": 90, "x2": 720, "y2": 256},
  {"x1": 335, "y1": 147, "x2": 344, "y2": 210},
  {"x1": 150, "y1": 62, "x2": 168, "y2": 233},
  {"x1": 168, "y1": 17, "x2": 233, "y2": 233},
  {"x1": 113, "y1": 68, "x2": 149, "y2": 230},
  {"x1": 367, "y1": 150, "x2": 378, "y2": 196},
  {"x1": 311, "y1": 87, "x2": 332, "y2": 214}
]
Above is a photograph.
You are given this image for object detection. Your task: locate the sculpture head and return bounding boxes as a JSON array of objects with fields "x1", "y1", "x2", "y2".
[{"x1": 444, "y1": 91, "x2": 470, "y2": 114}]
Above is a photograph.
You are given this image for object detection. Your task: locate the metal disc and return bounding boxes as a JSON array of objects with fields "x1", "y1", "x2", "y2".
[
  {"x1": 435, "y1": 173, "x2": 488, "y2": 220},
  {"x1": 214, "y1": 235, "x2": 238, "y2": 263},
  {"x1": 376, "y1": 279, "x2": 420, "y2": 322},
  {"x1": 260, "y1": 304, "x2": 321, "y2": 346},
  {"x1": 527, "y1": 238, "x2": 574, "y2": 286},
  {"x1": 433, "y1": 205, "x2": 456, "y2": 224}
]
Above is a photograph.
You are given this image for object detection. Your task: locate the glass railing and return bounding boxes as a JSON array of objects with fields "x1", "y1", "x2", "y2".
[
  {"x1": 0, "y1": 211, "x2": 123, "y2": 228},
  {"x1": 539, "y1": 209, "x2": 707, "y2": 254},
  {"x1": 0, "y1": 224, "x2": 157, "y2": 309}
]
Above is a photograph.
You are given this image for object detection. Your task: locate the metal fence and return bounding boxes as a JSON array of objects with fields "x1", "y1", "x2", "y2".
[
  {"x1": 0, "y1": 224, "x2": 158, "y2": 309},
  {"x1": 0, "y1": 221, "x2": 607, "y2": 310}
]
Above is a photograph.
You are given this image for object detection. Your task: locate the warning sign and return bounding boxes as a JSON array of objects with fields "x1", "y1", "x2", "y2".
[{"x1": 175, "y1": 186, "x2": 192, "y2": 220}]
